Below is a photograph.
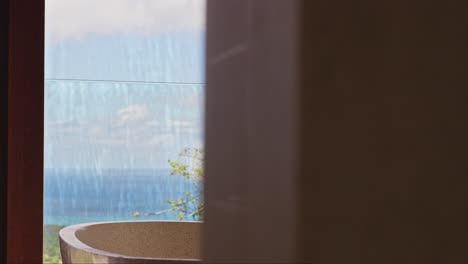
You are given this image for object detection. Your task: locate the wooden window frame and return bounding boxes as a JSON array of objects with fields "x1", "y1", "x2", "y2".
[
  {"x1": 0, "y1": 0, "x2": 9, "y2": 262},
  {"x1": 2, "y1": 0, "x2": 45, "y2": 263}
]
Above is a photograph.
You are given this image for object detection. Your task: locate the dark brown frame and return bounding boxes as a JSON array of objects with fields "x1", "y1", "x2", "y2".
[
  {"x1": 0, "y1": 0, "x2": 9, "y2": 262},
  {"x1": 2, "y1": 0, "x2": 45, "y2": 263}
]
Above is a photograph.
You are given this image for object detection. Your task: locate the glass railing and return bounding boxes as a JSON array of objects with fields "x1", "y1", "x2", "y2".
[{"x1": 43, "y1": 79, "x2": 204, "y2": 263}]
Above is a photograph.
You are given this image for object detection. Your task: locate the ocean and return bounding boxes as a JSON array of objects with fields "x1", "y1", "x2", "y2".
[{"x1": 43, "y1": 168, "x2": 198, "y2": 226}]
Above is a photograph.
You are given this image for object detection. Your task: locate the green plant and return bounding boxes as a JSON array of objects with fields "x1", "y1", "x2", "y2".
[
  {"x1": 43, "y1": 225, "x2": 64, "y2": 264},
  {"x1": 43, "y1": 254, "x2": 62, "y2": 264},
  {"x1": 135, "y1": 148, "x2": 204, "y2": 221}
]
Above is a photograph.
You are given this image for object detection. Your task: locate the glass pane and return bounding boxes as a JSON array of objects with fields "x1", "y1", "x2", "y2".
[{"x1": 44, "y1": 1, "x2": 205, "y2": 263}]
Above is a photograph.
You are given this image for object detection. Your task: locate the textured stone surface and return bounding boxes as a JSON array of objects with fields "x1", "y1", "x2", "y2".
[{"x1": 60, "y1": 221, "x2": 201, "y2": 264}]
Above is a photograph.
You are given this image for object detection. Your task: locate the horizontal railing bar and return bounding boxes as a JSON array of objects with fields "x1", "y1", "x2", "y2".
[{"x1": 45, "y1": 78, "x2": 205, "y2": 85}]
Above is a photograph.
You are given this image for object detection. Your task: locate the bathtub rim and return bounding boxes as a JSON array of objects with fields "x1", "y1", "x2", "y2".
[{"x1": 59, "y1": 220, "x2": 202, "y2": 263}]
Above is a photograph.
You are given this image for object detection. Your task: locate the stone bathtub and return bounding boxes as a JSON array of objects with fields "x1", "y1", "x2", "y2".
[{"x1": 59, "y1": 221, "x2": 201, "y2": 264}]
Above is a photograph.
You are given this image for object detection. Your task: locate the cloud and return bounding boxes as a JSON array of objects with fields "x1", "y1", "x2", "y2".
[
  {"x1": 45, "y1": 0, "x2": 206, "y2": 41},
  {"x1": 44, "y1": 103, "x2": 204, "y2": 168},
  {"x1": 147, "y1": 120, "x2": 192, "y2": 128},
  {"x1": 149, "y1": 134, "x2": 176, "y2": 146},
  {"x1": 167, "y1": 120, "x2": 192, "y2": 127},
  {"x1": 115, "y1": 104, "x2": 150, "y2": 126}
]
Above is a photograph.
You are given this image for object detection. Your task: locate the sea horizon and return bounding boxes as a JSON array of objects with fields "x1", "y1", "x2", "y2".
[{"x1": 44, "y1": 168, "x2": 197, "y2": 226}]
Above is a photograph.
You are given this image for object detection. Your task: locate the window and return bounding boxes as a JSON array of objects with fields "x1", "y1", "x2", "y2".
[{"x1": 44, "y1": 1, "x2": 205, "y2": 263}]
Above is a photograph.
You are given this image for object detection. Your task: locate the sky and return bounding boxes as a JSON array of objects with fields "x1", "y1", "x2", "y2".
[
  {"x1": 44, "y1": 0, "x2": 206, "y2": 169},
  {"x1": 45, "y1": 0, "x2": 205, "y2": 42}
]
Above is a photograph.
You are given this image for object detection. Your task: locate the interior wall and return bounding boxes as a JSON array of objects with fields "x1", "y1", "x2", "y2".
[
  {"x1": 300, "y1": 0, "x2": 468, "y2": 263},
  {"x1": 204, "y1": 0, "x2": 301, "y2": 262}
]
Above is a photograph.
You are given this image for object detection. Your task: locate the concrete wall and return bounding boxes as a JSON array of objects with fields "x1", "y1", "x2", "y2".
[
  {"x1": 300, "y1": 1, "x2": 468, "y2": 263},
  {"x1": 204, "y1": 0, "x2": 468, "y2": 263},
  {"x1": 204, "y1": 0, "x2": 301, "y2": 262}
]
